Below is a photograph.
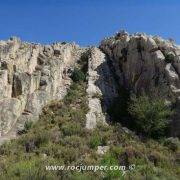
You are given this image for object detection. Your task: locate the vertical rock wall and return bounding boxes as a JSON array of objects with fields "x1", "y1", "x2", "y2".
[
  {"x1": 86, "y1": 47, "x2": 118, "y2": 129},
  {"x1": 100, "y1": 31, "x2": 180, "y2": 137},
  {"x1": 0, "y1": 37, "x2": 82, "y2": 141}
]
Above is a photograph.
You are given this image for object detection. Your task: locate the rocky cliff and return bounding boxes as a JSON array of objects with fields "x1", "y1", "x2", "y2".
[
  {"x1": 0, "y1": 31, "x2": 180, "y2": 144},
  {"x1": 100, "y1": 31, "x2": 180, "y2": 137},
  {"x1": 0, "y1": 37, "x2": 82, "y2": 142}
]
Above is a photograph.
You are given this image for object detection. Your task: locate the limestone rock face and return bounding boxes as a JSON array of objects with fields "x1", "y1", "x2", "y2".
[
  {"x1": 0, "y1": 37, "x2": 82, "y2": 141},
  {"x1": 86, "y1": 47, "x2": 118, "y2": 129},
  {"x1": 0, "y1": 98, "x2": 22, "y2": 136},
  {"x1": 100, "y1": 31, "x2": 180, "y2": 137}
]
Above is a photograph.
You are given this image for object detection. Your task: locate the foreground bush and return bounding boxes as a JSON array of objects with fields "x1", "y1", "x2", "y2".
[{"x1": 128, "y1": 95, "x2": 173, "y2": 138}]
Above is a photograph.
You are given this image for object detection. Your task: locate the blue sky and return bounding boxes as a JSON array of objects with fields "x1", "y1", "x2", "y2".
[{"x1": 0, "y1": 0, "x2": 179, "y2": 46}]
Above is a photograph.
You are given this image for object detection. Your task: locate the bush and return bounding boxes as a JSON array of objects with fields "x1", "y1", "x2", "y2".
[
  {"x1": 89, "y1": 133, "x2": 101, "y2": 149},
  {"x1": 78, "y1": 51, "x2": 89, "y2": 74},
  {"x1": 22, "y1": 131, "x2": 50, "y2": 152},
  {"x1": 128, "y1": 95, "x2": 173, "y2": 138},
  {"x1": 101, "y1": 153, "x2": 124, "y2": 179},
  {"x1": 61, "y1": 122, "x2": 82, "y2": 136},
  {"x1": 71, "y1": 68, "x2": 86, "y2": 82},
  {"x1": 164, "y1": 53, "x2": 174, "y2": 63},
  {"x1": 57, "y1": 146, "x2": 80, "y2": 163},
  {"x1": 164, "y1": 137, "x2": 180, "y2": 152},
  {"x1": 24, "y1": 121, "x2": 33, "y2": 131}
]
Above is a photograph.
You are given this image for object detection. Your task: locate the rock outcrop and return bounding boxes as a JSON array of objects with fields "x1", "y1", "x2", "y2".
[
  {"x1": 86, "y1": 47, "x2": 118, "y2": 129},
  {"x1": 100, "y1": 31, "x2": 180, "y2": 137},
  {"x1": 0, "y1": 37, "x2": 82, "y2": 142}
]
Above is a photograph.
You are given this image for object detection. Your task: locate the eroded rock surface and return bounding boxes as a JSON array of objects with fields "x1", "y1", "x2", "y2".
[
  {"x1": 0, "y1": 37, "x2": 82, "y2": 142},
  {"x1": 100, "y1": 31, "x2": 180, "y2": 136},
  {"x1": 86, "y1": 47, "x2": 118, "y2": 129}
]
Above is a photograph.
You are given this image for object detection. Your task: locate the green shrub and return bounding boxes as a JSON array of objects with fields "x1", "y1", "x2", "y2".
[
  {"x1": 64, "y1": 89, "x2": 77, "y2": 103},
  {"x1": 89, "y1": 133, "x2": 101, "y2": 149},
  {"x1": 101, "y1": 153, "x2": 124, "y2": 179},
  {"x1": 164, "y1": 137, "x2": 180, "y2": 152},
  {"x1": 78, "y1": 51, "x2": 89, "y2": 74},
  {"x1": 24, "y1": 121, "x2": 33, "y2": 131},
  {"x1": 61, "y1": 41, "x2": 67, "y2": 45},
  {"x1": 71, "y1": 68, "x2": 86, "y2": 82},
  {"x1": 57, "y1": 146, "x2": 80, "y2": 164},
  {"x1": 22, "y1": 131, "x2": 50, "y2": 152},
  {"x1": 111, "y1": 146, "x2": 124, "y2": 158},
  {"x1": 128, "y1": 95, "x2": 173, "y2": 138},
  {"x1": 61, "y1": 122, "x2": 82, "y2": 136},
  {"x1": 61, "y1": 135, "x2": 84, "y2": 148},
  {"x1": 0, "y1": 159, "x2": 57, "y2": 179},
  {"x1": 165, "y1": 53, "x2": 174, "y2": 63}
]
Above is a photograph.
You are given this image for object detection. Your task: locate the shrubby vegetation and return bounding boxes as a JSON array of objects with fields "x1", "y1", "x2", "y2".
[
  {"x1": 164, "y1": 53, "x2": 174, "y2": 63},
  {"x1": 128, "y1": 94, "x2": 173, "y2": 138},
  {"x1": 108, "y1": 88, "x2": 174, "y2": 139},
  {"x1": 70, "y1": 50, "x2": 89, "y2": 83},
  {"x1": 70, "y1": 68, "x2": 86, "y2": 82}
]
